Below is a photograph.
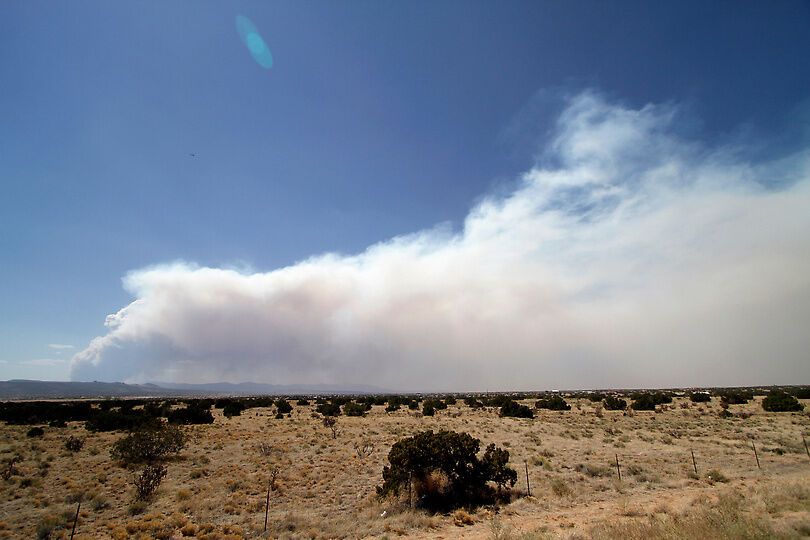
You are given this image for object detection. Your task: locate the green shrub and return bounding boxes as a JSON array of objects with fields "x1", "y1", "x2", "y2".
[
  {"x1": 167, "y1": 405, "x2": 214, "y2": 425},
  {"x1": 499, "y1": 400, "x2": 534, "y2": 418},
  {"x1": 762, "y1": 390, "x2": 804, "y2": 412},
  {"x1": 464, "y1": 396, "x2": 483, "y2": 408},
  {"x1": 222, "y1": 402, "x2": 245, "y2": 418},
  {"x1": 422, "y1": 401, "x2": 436, "y2": 416},
  {"x1": 26, "y1": 426, "x2": 45, "y2": 437},
  {"x1": 690, "y1": 392, "x2": 711, "y2": 403},
  {"x1": 377, "y1": 430, "x2": 516, "y2": 511},
  {"x1": 275, "y1": 399, "x2": 293, "y2": 415},
  {"x1": 296, "y1": 398, "x2": 310, "y2": 406},
  {"x1": 316, "y1": 402, "x2": 341, "y2": 417},
  {"x1": 385, "y1": 402, "x2": 401, "y2": 412},
  {"x1": 630, "y1": 392, "x2": 672, "y2": 411},
  {"x1": 85, "y1": 410, "x2": 158, "y2": 432},
  {"x1": 603, "y1": 395, "x2": 627, "y2": 411},
  {"x1": 111, "y1": 425, "x2": 186, "y2": 464},
  {"x1": 343, "y1": 401, "x2": 368, "y2": 417},
  {"x1": 535, "y1": 395, "x2": 571, "y2": 411},
  {"x1": 64, "y1": 436, "x2": 84, "y2": 452},
  {"x1": 717, "y1": 390, "x2": 752, "y2": 404},
  {"x1": 789, "y1": 387, "x2": 810, "y2": 399}
]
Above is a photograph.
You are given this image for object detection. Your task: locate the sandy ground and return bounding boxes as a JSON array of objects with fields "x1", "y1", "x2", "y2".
[{"x1": 0, "y1": 395, "x2": 808, "y2": 539}]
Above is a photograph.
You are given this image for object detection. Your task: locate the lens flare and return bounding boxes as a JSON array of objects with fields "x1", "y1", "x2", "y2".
[{"x1": 235, "y1": 15, "x2": 273, "y2": 69}]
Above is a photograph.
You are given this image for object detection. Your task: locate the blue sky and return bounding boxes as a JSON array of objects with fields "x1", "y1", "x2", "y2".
[{"x1": 1, "y1": 2, "x2": 809, "y2": 386}]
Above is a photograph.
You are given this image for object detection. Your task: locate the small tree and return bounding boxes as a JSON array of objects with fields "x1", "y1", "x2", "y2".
[
  {"x1": 762, "y1": 390, "x2": 804, "y2": 412},
  {"x1": 343, "y1": 402, "x2": 368, "y2": 417},
  {"x1": 535, "y1": 396, "x2": 571, "y2": 411},
  {"x1": 167, "y1": 405, "x2": 214, "y2": 425},
  {"x1": 499, "y1": 400, "x2": 534, "y2": 418},
  {"x1": 422, "y1": 401, "x2": 436, "y2": 416},
  {"x1": 480, "y1": 444, "x2": 517, "y2": 491},
  {"x1": 275, "y1": 399, "x2": 293, "y2": 415},
  {"x1": 603, "y1": 395, "x2": 627, "y2": 411},
  {"x1": 377, "y1": 430, "x2": 516, "y2": 511},
  {"x1": 316, "y1": 402, "x2": 341, "y2": 417},
  {"x1": 111, "y1": 425, "x2": 186, "y2": 465},
  {"x1": 323, "y1": 416, "x2": 340, "y2": 439},
  {"x1": 64, "y1": 436, "x2": 85, "y2": 453},
  {"x1": 689, "y1": 392, "x2": 711, "y2": 403},
  {"x1": 26, "y1": 427, "x2": 45, "y2": 438},
  {"x1": 133, "y1": 463, "x2": 167, "y2": 500},
  {"x1": 222, "y1": 402, "x2": 245, "y2": 418}
]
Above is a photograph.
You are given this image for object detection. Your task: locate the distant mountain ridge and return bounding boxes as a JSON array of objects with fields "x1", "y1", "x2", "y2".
[
  {"x1": 151, "y1": 381, "x2": 388, "y2": 395},
  {"x1": 0, "y1": 379, "x2": 389, "y2": 400}
]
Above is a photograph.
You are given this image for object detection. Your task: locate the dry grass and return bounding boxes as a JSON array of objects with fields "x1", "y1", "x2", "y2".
[{"x1": 0, "y1": 395, "x2": 807, "y2": 538}]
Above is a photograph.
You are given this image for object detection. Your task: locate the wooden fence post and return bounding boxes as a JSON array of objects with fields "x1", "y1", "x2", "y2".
[
  {"x1": 524, "y1": 460, "x2": 531, "y2": 497},
  {"x1": 615, "y1": 454, "x2": 622, "y2": 481},
  {"x1": 691, "y1": 449, "x2": 698, "y2": 476},
  {"x1": 751, "y1": 440, "x2": 761, "y2": 470},
  {"x1": 263, "y1": 479, "x2": 271, "y2": 532},
  {"x1": 69, "y1": 501, "x2": 80, "y2": 540}
]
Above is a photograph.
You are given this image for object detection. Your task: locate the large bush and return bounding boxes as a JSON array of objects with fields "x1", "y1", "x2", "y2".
[
  {"x1": 789, "y1": 387, "x2": 810, "y2": 399},
  {"x1": 0, "y1": 401, "x2": 93, "y2": 425},
  {"x1": 377, "y1": 430, "x2": 516, "y2": 511},
  {"x1": 535, "y1": 395, "x2": 571, "y2": 411},
  {"x1": 111, "y1": 425, "x2": 186, "y2": 464},
  {"x1": 762, "y1": 390, "x2": 804, "y2": 412},
  {"x1": 167, "y1": 405, "x2": 214, "y2": 425},
  {"x1": 603, "y1": 395, "x2": 627, "y2": 411},
  {"x1": 222, "y1": 402, "x2": 246, "y2": 418},
  {"x1": 85, "y1": 410, "x2": 159, "y2": 432},
  {"x1": 630, "y1": 392, "x2": 672, "y2": 411},
  {"x1": 275, "y1": 399, "x2": 293, "y2": 415},
  {"x1": 499, "y1": 400, "x2": 534, "y2": 418},
  {"x1": 316, "y1": 402, "x2": 341, "y2": 417},
  {"x1": 689, "y1": 392, "x2": 711, "y2": 403},
  {"x1": 343, "y1": 401, "x2": 369, "y2": 417},
  {"x1": 717, "y1": 390, "x2": 752, "y2": 405}
]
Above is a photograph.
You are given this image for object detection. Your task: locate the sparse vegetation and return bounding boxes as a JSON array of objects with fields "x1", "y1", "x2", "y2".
[{"x1": 0, "y1": 389, "x2": 807, "y2": 538}]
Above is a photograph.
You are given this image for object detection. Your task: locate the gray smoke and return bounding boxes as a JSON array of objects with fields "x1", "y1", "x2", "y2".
[{"x1": 71, "y1": 92, "x2": 810, "y2": 390}]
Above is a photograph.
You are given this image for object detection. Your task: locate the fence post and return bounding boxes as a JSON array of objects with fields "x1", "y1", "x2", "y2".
[
  {"x1": 691, "y1": 449, "x2": 698, "y2": 476},
  {"x1": 69, "y1": 501, "x2": 80, "y2": 540},
  {"x1": 615, "y1": 454, "x2": 622, "y2": 481},
  {"x1": 263, "y1": 479, "x2": 271, "y2": 532},
  {"x1": 524, "y1": 460, "x2": 531, "y2": 497},
  {"x1": 803, "y1": 436, "x2": 809, "y2": 461},
  {"x1": 751, "y1": 440, "x2": 761, "y2": 470}
]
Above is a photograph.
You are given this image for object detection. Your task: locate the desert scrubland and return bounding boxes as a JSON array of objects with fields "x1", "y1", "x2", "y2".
[{"x1": 0, "y1": 393, "x2": 809, "y2": 539}]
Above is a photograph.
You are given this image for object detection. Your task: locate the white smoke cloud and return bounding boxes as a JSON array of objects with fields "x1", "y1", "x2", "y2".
[{"x1": 71, "y1": 92, "x2": 810, "y2": 390}]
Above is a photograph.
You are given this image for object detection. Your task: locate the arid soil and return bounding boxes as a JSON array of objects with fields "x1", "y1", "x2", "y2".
[{"x1": 0, "y1": 395, "x2": 808, "y2": 539}]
